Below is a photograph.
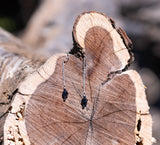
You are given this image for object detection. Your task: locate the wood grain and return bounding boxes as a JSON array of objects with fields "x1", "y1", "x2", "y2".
[
  {"x1": 25, "y1": 57, "x2": 137, "y2": 144},
  {"x1": 3, "y1": 11, "x2": 152, "y2": 145}
]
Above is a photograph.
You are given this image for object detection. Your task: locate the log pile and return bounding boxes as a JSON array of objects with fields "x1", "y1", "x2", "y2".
[{"x1": 0, "y1": 12, "x2": 152, "y2": 145}]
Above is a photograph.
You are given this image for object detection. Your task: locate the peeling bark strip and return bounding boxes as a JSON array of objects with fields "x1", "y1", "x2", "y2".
[{"x1": 2, "y1": 11, "x2": 152, "y2": 145}]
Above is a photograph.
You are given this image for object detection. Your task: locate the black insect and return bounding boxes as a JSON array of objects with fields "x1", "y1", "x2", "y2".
[
  {"x1": 62, "y1": 88, "x2": 68, "y2": 102},
  {"x1": 81, "y1": 58, "x2": 88, "y2": 109},
  {"x1": 81, "y1": 95, "x2": 88, "y2": 109},
  {"x1": 62, "y1": 54, "x2": 69, "y2": 102},
  {"x1": 61, "y1": 54, "x2": 88, "y2": 109}
]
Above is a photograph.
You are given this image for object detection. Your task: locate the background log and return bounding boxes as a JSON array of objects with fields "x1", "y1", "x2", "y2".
[
  {"x1": 0, "y1": 27, "x2": 46, "y2": 144},
  {"x1": 1, "y1": 12, "x2": 152, "y2": 145}
]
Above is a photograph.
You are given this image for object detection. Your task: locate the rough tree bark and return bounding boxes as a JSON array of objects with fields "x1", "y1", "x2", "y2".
[
  {"x1": 0, "y1": 12, "x2": 152, "y2": 145},
  {"x1": 0, "y1": 28, "x2": 46, "y2": 144}
]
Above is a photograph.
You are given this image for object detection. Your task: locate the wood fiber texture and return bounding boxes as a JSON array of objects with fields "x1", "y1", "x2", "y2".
[
  {"x1": 26, "y1": 56, "x2": 137, "y2": 144},
  {"x1": 3, "y1": 11, "x2": 152, "y2": 145}
]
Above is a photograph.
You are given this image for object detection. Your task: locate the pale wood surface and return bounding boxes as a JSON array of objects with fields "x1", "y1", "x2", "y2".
[
  {"x1": 0, "y1": 28, "x2": 44, "y2": 144},
  {"x1": 2, "y1": 11, "x2": 152, "y2": 145}
]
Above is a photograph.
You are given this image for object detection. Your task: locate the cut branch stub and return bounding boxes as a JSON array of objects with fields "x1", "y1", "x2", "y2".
[
  {"x1": 71, "y1": 11, "x2": 132, "y2": 102},
  {"x1": 4, "y1": 12, "x2": 152, "y2": 145},
  {"x1": 72, "y1": 12, "x2": 131, "y2": 85}
]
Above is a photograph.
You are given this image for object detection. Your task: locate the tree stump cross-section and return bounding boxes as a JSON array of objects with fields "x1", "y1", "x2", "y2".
[{"x1": 3, "y1": 11, "x2": 152, "y2": 145}]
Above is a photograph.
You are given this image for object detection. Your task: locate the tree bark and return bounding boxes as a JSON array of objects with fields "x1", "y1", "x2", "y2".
[
  {"x1": 0, "y1": 12, "x2": 152, "y2": 145},
  {"x1": 0, "y1": 27, "x2": 46, "y2": 144}
]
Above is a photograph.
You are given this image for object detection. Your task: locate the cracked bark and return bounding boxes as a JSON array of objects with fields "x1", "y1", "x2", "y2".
[{"x1": 1, "y1": 12, "x2": 152, "y2": 145}]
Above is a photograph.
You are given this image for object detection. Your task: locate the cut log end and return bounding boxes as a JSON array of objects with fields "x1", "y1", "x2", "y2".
[{"x1": 3, "y1": 11, "x2": 152, "y2": 145}]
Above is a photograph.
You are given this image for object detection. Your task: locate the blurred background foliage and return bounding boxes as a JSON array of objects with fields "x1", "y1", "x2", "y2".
[
  {"x1": 0, "y1": 17, "x2": 16, "y2": 32},
  {"x1": 0, "y1": 0, "x2": 159, "y2": 144},
  {"x1": 0, "y1": 0, "x2": 39, "y2": 33}
]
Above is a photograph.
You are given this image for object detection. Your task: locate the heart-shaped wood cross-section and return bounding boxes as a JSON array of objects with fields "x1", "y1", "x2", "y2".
[{"x1": 23, "y1": 12, "x2": 152, "y2": 145}]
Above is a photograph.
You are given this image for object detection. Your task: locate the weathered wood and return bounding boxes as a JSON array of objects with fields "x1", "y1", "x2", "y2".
[
  {"x1": 21, "y1": 0, "x2": 68, "y2": 54},
  {"x1": 2, "y1": 12, "x2": 152, "y2": 145},
  {"x1": 0, "y1": 28, "x2": 46, "y2": 144}
]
